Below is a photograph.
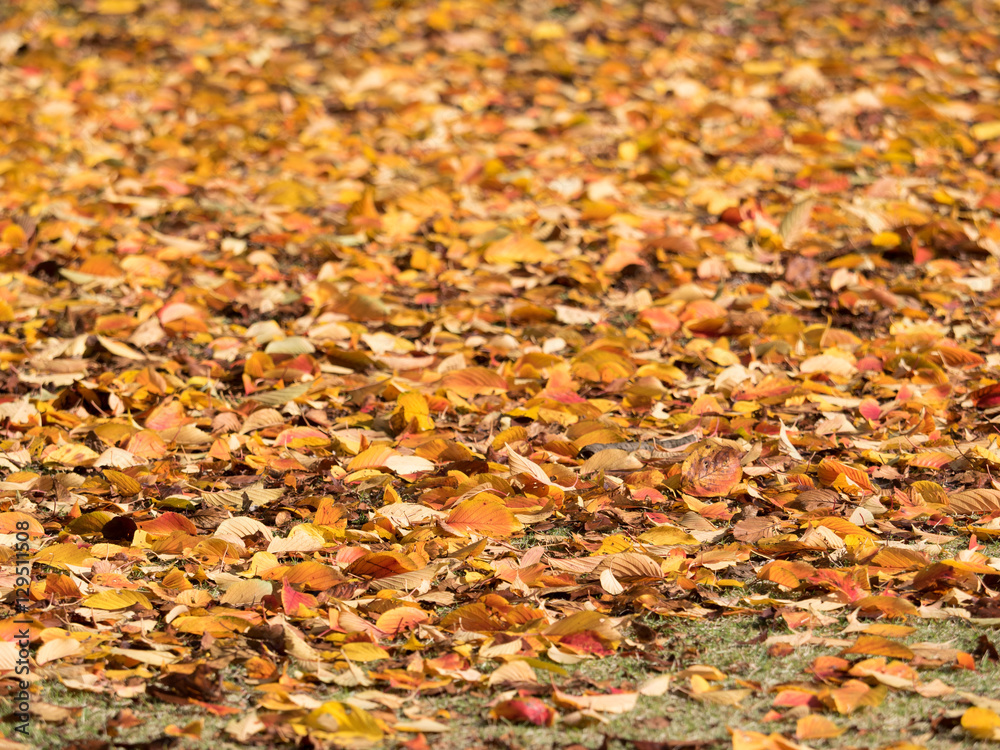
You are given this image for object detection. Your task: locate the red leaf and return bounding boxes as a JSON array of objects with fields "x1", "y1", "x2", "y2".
[
  {"x1": 489, "y1": 698, "x2": 556, "y2": 726},
  {"x1": 972, "y1": 384, "x2": 1000, "y2": 409}
]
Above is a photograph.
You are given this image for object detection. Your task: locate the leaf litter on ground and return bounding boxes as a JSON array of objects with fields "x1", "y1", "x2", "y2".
[{"x1": 1, "y1": 0, "x2": 1000, "y2": 748}]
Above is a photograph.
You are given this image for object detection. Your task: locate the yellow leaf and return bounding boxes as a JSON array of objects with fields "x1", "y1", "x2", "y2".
[
  {"x1": 33, "y1": 543, "x2": 97, "y2": 569},
  {"x1": 390, "y1": 391, "x2": 434, "y2": 433},
  {"x1": 972, "y1": 121, "x2": 1000, "y2": 141},
  {"x1": 482, "y1": 234, "x2": 555, "y2": 265},
  {"x1": 871, "y1": 231, "x2": 901, "y2": 248},
  {"x1": 618, "y1": 141, "x2": 638, "y2": 162},
  {"x1": 796, "y1": 714, "x2": 845, "y2": 740},
  {"x1": 2, "y1": 224, "x2": 26, "y2": 248},
  {"x1": 84, "y1": 590, "x2": 152, "y2": 610},
  {"x1": 595, "y1": 533, "x2": 633, "y2": 555},
  {"x1": 638, "y1": 526, "x2": 698, "y2": 546},
  {"x1": 97, "y1": 0, "x2": 140, "y2": 12},
  {"x1": 842, "y1": 635, "x2": 914, "y2": 660},
  {"x1": 67, "y1": 511, "x2": 115, "y2": 535},
  {"x1": 531, "y1": 21, "x2": 566, "y2": 40},
  {"x1": 689, "y1": 674, "x2": 715, "y2": 694},
  {"x1": 933, "y1": 188, "x2": 956, "y2": 205},
  {"x1": 962, "y1": 706, "x2": 1000, "y2": 740},
  {"x1": 43, "y1": 443, "x2": 100, "y2": 468},
  {"x1": 103, "y1": 469, "x2": 141, "y2": 496},
  {"x1": 263, "y1": 179, "x2": 319, "y2": 208},
  {"x1": 340, "y1": 642, "x2": 390, "y2": 662},
  {"x1": 304, "y1": 702, "x2": 383, "y2": 741},
  {"x1": 742, "y1": 60, "x2": 785, "y2": 75}
]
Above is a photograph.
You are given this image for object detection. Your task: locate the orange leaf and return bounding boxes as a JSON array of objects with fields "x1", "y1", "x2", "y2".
[
  {"x1": 806, "y1": 516, "x2": 875, "y2": 540},
  {"x1": 817, "y1": 458, "x2": 874, "y2": 492},
  {"x1": 375, "y1": 606, "x2": 429, "y2": 636},
  {"x1": 488, "y1": 698, "x2": 555, "y2": 726},
  {"x1": 858, "y1": 398, "x2": 881, "y2": 420},
  {"x1": 0, "y1": 512, "x2": 44, "y2": 536},
  {"x1": 795, "y1": 714, "x2": 844, "y2": 740},
  {"x1": 126, "y1": 431, "x2": 168, "y2": 459},
  {"x1": 853, "y1": 596, "x2": 918, "y2": 619},
  {"x1": 808, "y1": 567, "x2": 869, "y2": 602},
  {"x1": 842, "y1": 635, "x2": 914, "y2": 660},
  {"x1": 731, "y1": 374, "x2": 799, "y2": 402},
  {"x1": 144, "y1": 400, "x2": 190, "y2": 431},
  {"x1": 274, "y1": 426, "x2": 331, "y2": 448},
  {"x1": 907, "y1": 451, "x2": 955, "y2": 469},
  {"x1": 638, "y1": 308, "x2": 680, "y2": 335},
  {"x1": 806, "y1": 656, "x2": 850, "y2": 682},
  {"x1": 933, "y1": 344, "x2": 984, "y2": 367},
  {"x1": 439, "y1": 603, "x2": 503, "y2": 632},
  {"x1": 282, "y1": 561, "x2": 342, "y2": 590},
  {"x1": 347, "y1": 445, "x2": 397, "y2": 471},
  {"x1": 870, "y1": 548, "x2": 929, "y2": 570},
  {"x1": 680, "y1": 442, "x2": 742, "y2": 497},
  {"x1": 347, "y1": 552, "x2": 420, "y2": 579},
  {"x1": 2, "y1": 223, "x2": 26, "y2": 248},
  {"x1": 757, "y1": 560, "x2": 814, "y2": 589},
  {"x1": 824, "y1": 679, "x2": 885, "y2": 714},
  {"x1": 447, "y1": 496, "x2": 521, "y2": 538},
  {"x1": 440, "y1": 367, "x2": 509, "y2": 397},
  {"x1": 138, "y1": 512, "x2": 198, "y2": 535}
]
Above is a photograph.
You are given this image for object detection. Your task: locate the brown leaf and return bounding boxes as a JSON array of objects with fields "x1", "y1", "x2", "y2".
[
  {"x1": 949, "y1": 489, "x2": 1000, "y2": 515},
  {"x1": 149, "y1": 665, "x2": 223, "y2": 705},
  {"x1": 732, "y1": 515, "x2": 784, "y2": 543}
]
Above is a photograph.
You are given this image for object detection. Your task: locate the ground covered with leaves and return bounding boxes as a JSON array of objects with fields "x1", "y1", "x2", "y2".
[{"x1": 2, "y1": 0, "x2": 1000, "y2": 748}]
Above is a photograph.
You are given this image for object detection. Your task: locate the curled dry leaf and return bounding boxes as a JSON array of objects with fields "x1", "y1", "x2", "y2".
[
  {"x1": 507, "y1": 447, "x2": 577, "y2": 490},
  {"x1": 580, "y1": 448, "x2": 644, "y2": 475}
]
